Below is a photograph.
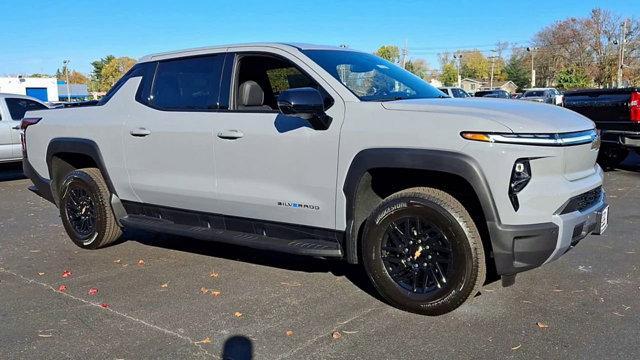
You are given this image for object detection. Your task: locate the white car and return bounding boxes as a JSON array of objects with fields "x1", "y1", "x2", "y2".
[
  {"x1": 0, "y1": 94, "x2": 50, "y2": 163},
  {"x1": 521, "y1": 88, "x2": 563, "y2": 106}
]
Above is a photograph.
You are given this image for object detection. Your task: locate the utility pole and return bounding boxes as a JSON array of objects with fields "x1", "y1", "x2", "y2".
[
  {"x1": 453, "y1": 53, "x2": 463, "y2": 87},
  {"x1": 401, "y1": 39, "x2": 408, "y2": 69},
  {"x1": 617, "y1": 19, "x2": 628, "y2": 88},
  {"x1": 489, "y1": 56, "x2": 497, "y2": 89},
  {"x1": 526, "y1": 47, "x2": 538, "y2": 88},
  {"x1": 62, "y1": 60, "x2": 71, "y2": 102}
]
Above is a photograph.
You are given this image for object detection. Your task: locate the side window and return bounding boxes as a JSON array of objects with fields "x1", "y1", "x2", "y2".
[
  {"x1": 233, "y1": 54, "x2": 333, "y2": 111},
  {"x1": 149, "y1": 55, "x2": 224, "y2": 111},
  {"x1": 5, "y1": 98, "x2": 47, "y2": 120},
  {"x1": 98, "y1": 63, "x2": 154, "y2": 105},
  {"x1": 451, "y1": 88, "x2": 463, "y2": 97}
]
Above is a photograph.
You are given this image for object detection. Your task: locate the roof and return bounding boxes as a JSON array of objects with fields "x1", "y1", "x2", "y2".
[
  {"x1": 139, "y1": 42, "x2": 353, "y2": 62},
  {"x1": 461, "y1": 78, "x2": 483, "y2": 84}
]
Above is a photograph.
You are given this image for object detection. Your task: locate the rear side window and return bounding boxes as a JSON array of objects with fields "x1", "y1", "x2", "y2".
[
  {"x1": 149, "y1": 55, "x2": 225, "y2": 110},
  {"x1": 98, "y1": 63, "x2": 153, "y2": 105},
  {"x1": 5, "y1": 98, "x2": 47, "y2": 120}
]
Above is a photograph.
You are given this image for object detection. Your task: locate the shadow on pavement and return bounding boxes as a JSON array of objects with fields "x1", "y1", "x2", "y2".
[
  {"x1": 0, "y1": 162, "x2": 26, "y2": 182},
  {"x1": 222, "y1": 335, "x2": 253, "y2": 360},
  {"x1": 124, "y1": 228, "x2": 381, "y2": 302},
  {"x1": 617, "y1": 151, "x2": 640, "y2": 172}
]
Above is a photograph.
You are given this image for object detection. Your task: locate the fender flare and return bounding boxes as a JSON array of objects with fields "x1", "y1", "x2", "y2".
[
  {"x1": 341, "y1": 148, "x2": 500, "y2": 263},
  {"x1": 46, "y1": 137, "x2": 117, "y2": 196}
]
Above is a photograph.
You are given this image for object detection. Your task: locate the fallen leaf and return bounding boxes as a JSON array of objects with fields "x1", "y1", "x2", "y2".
[
  {"x1": 280, "y1": 282, "x2": 302, "y2": 287},
  {"x1": 511, "y1": 344, "x2": 522, "y2": 350},
  {"x1": 61, "y1": 270, "x2": 72, "y2": 278},
  {"x1": 38, "y1": 334, "x2": 53, "y2": 338},
  {"x1": 613, "y1": 312, "x2": 624, "y2": 317},
  {"x1": 342, "y1": 330, "x2": 359, "y2": 334},
  {"x1": 552, "y1": 289, "x2": 564, "y2": 292},
  {"x1": 285, "y1": 330, "x2": 294, "y2": 337},
  {"x1": 209, "y1": 272, "x2": 219, "y2": 278},
  {"x1": 113, "y1": 259, "x2": 121, "y2": 264},
  {"x1": 200, "y1": 287, "x2": 209, "y2": 294},
  {"x1": 331, "y1": 331, "x2": 342, "y2": 339},
  {"x1": 536, "y1": 322, "x2": 549, "y2": 329},
  {"x1": 137, "y1": 259, "x2": 145, "y2": 266},
  {"x1": 88, "y1": 288, "x2": 98, "y2": 296},
  {"x1": 195, "y1": 337, "x2": 212, "y2": 345},
  {"x1": 161, "y1": 283, "x2": 169, "y2": 288},
  {"x1": 211, "y1": 290, "x2": 221, "y2": 297},
  {"x1": 233, "y1": 312, "x2": 243, "y2": 318},
  {"x1": 37, "y1": 272, "x2": 45, "y2": 276},
  {"x1": 58, "y1": 285, "x2": 67, "y2": 292},
  {"x1": 100, "y1": 303, "x2": 110, "y2": 308}
]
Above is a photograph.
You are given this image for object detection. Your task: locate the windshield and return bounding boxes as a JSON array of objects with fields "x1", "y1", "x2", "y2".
[
  {"x1": 302, "y1": 50, "x2": 446, "y2": 101},
  {"x1": 524, "y1": 91, "x2": 544, "y2": 97}
]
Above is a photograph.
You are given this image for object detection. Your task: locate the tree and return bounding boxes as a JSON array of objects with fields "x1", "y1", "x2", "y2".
[
  {"x1": 439, "y1": 63, "x2": 458, "y2": 86},
  {"x1": 375, "y1": 45, "x2": 400, "y2": 63},
  {"x1": 89, "y1": 55, "x2": 116, "y2": 92},
  {"x1": 555, "y1": 66, "x2": 591, "y2": 89},
  {"x1": 504, "y1": 54, "x2": 530, "y2": 91},
  {"x1": 405, "y1": 59, "x2": 429, "y2": 78},
  {"x1": 460, "y1": 50, "x2": 490, "y2": 80},
  {"x1": 29, "y1": 73, "x2": 52, "y2": 78},
  {"x1": 99, "y1": 57, "x2": 136, "y2": 92}
]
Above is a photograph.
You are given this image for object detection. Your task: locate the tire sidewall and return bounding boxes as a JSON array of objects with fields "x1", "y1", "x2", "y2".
[
  {"x1": 59, "y1": 171, "x2": 108, "y2": 249},
  {"x1": 363, "y1": 194, "x2": 477, "y2": 315}
]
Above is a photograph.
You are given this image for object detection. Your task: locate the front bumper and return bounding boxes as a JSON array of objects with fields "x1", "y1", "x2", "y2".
[{"x1": 490, "y1": 190, "x2": 607, "y2": 275}]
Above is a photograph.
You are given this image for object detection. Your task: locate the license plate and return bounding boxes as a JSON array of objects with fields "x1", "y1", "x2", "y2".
[{"x1": 599, "y1": 206, "x2": 609, "y2": 234}]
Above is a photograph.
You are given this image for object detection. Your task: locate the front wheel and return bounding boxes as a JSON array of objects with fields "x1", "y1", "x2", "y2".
[
  {"x1": 361, "y1": 187, "x2": 486, "y2": 315},
  {"x1": 59, "y1": 168, "x2": 122, "y2": 249}
]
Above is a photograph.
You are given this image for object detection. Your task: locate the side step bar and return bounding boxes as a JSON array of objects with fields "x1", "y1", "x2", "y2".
[{"x1": 120, "y1": 215, "x2": 343, "y2": 258}]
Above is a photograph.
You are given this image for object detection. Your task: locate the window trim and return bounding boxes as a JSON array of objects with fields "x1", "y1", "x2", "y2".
[
  {"x1": 225, "y1": 51, "x2": 334, "y2": 113},
  {"x1": 139, "y1": 52, "x2": 228, "y2": 113}
]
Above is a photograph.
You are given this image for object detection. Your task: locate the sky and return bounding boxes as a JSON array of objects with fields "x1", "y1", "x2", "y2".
[{"x1": 0, "y1": 0, "x2": 635, "y2": 76}]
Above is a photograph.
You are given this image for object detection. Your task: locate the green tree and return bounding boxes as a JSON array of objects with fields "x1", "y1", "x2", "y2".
[
  {"x1": 29, "y1": 73, "x2": 52, "y2": 78},
  {"x1": 504, "y1": 55, "x2": 530, "y2": 91},
  {"x1": 89, "y1": 55, "x2": 116, "y2": 92},
  {"x1": 375, "y1": 45, "x2": 400, "y2": 63},
  {"x1": 555, "y1": 66, "x2": 591, "y2": 89},
  {"x1": 99, "y1": 57, "x2": 136, "y2": 91},
  {"x1": 405, "y1": 59, "x2": 429, "y2": 78},
  {"x1": 460, "y1": 51, "x2": 490, "y2": 80},
  {"x1": 439, "y1": 63, "x2": 458, "y2": 86}
]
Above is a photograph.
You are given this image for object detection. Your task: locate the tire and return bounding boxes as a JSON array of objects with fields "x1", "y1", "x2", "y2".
[
  {"x1": 361, "y1": 187, "x2": 486, "y2": 315},
  {"x1": 597, "y1": 146, "x2": 629, "y2": 169},
  {"x1": 58, "y1": 167, "x2": 122, "y2": 249}
]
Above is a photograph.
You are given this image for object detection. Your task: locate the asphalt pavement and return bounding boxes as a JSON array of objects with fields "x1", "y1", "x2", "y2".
[{"x1": 0, "y1": 154, "x2": 638, "y2": 359}]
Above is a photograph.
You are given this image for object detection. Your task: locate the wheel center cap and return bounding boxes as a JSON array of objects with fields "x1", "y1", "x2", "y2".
[{"x1": 413, "y1": 246, "x2": 423, "y2": 260}]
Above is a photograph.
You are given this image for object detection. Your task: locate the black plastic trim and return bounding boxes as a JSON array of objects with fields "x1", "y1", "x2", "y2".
[
  {"x1": 46, "y1": 138, "x2": 117, "y2": 196},
  {"x1": 490, "y1": 221, "x2": 559, "y2": 274},
  {"x1": 120, "y1": 201, "x2": 344, "y2": 258},
  {"x1": 22, "y1": 157, "x2": 55, "y2": 204}
]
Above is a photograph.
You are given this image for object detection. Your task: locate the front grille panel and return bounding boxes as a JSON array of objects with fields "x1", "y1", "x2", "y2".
[{"x1": 560, "y1": 186, "x2": 602, "y2": 214}]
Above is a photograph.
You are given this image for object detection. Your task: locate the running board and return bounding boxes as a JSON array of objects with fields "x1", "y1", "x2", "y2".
[{"x1": 120, "y1": 214, "x2": 343, "y2": 258}]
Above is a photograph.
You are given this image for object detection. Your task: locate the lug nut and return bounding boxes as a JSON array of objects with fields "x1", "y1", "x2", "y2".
[{"x1": 428, "y1": 255, "x2": 432, "y2": 259}]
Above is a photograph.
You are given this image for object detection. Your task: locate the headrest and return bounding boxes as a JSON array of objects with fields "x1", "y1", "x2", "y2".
[{"x1": 238, "y1": 81, "x2": 265, "y2": 106}]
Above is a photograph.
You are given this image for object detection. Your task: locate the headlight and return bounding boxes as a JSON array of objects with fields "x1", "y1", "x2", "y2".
[
  {"x1": 461, "y1": 129, "x2": 597, "y2": 146},
  {"x1": 508, "y1": 159, "x2": 531, "y2": 211}
]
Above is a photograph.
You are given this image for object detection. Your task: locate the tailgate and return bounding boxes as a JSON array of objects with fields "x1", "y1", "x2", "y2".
[{"x1": 563, "y1": 89, "x2": 631, "y2": 131}]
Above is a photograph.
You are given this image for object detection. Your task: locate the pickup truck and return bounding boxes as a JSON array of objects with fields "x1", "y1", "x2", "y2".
[
  {"x1": 20, "y1": 43, "x2": 608, "y2": 315},
  {"x1": 0, "y1": 93, "x2": 49, "y2": 163},
  {"x1": 563, "y1": 88, "x2": 640, "y2": 168}
]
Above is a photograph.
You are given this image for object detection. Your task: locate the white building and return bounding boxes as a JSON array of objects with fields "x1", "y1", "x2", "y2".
[{"x1": 0, "y1": 76, "x2": 59, "y2": 102}]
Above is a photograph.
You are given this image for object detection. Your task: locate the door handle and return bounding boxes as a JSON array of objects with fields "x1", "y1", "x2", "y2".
[
  {"x1": 130, "y1": 128, "x2": 151, "y2": 137},
  {"x1": 217, "y1": 129, "x2": 244, "y2": 140},
  {"x1": 12, "y1": 125, "x2": 21, "y2": 130}
]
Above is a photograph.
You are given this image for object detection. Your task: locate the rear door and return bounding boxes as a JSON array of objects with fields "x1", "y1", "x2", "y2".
[
  {"x1": 211, "y1": 49, "x2": 344, "y2": 229},
  {"x1": 122, "y1": 53, "x2": 227, "y2": 211},
  {"x1": 3, "y1": 97, "x2": 48, "y2": 159}
]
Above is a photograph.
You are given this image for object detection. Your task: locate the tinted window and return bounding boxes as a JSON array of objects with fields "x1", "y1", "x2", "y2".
[
  {"x1": 98, "y1": 63, "x2": 151, "y2": 105},
  {"x1": 524, "y1": 90, "x2": 544, "y2": 97},
  {"x1": 5, "y1": 98, "x2": 47, "y2": 120},
  {"x1": 303, "y1": 50, "x2": 445, "y2": 101},
  {"x1": 149, "y1": 55, "x2": 224, "y2": 110},
  {"x1": 451, "y1": 88, "x2": 468, "y2": 98}
]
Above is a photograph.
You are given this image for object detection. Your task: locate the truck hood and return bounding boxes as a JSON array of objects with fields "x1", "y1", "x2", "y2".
[{"x1": 381, "y1": 98, "x2": 594, "y2": 133}]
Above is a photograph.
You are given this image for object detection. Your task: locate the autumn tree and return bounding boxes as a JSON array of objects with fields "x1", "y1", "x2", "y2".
[
  {"x1": 56, "y1": 66, "x2": 89, "y2": 84},
  {"x1": 375, "y1": 45, "x2": 400, "y2": 63},
  {"x1": 439, "y1": 63, "x2": 458, "y2": 86},
  {"x1": 405, "y1": 58, "x2": 429, "y2": 78},
  {"x1": 99, "y1": 57, "x2": 136, "y2": 92},
  {"x1": 460, "y1": 50, "x2": 490, "y2": 80}
]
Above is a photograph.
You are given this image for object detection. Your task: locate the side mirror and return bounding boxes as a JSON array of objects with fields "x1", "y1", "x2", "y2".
[{"x1": 277, "y1": 87, "x2": 331, "y2": 130}]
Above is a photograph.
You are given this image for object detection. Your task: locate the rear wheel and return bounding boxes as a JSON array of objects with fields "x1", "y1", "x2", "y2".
[
  {"x1": 361, "y1": 187, "x2": 485, "y2": 315},
  {"x1": 59, "y1": 168, "x2": 122, "y2": 249}
]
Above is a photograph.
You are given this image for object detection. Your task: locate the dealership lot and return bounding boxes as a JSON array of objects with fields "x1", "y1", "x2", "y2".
[{"x1": 0, "y1": 156, "x2": 638, "y2": 360}]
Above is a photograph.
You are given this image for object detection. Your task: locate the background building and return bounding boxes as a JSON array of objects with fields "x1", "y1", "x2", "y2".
[
  {"x1": 57, "y1": 81, "x2": 90, "y2": 102},
  {"x1": 0, "y1": 76, "x2": 59, "y2": 102}
]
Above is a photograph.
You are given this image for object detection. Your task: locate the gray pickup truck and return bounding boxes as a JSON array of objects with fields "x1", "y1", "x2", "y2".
[{"x1": 20, "y1": 43, "x2": 608, "y2": 315}]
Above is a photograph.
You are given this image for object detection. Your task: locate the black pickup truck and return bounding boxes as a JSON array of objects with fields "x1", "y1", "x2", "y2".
[{"x1": 564, "y1": 88, "x2": 640, "y2": 167}]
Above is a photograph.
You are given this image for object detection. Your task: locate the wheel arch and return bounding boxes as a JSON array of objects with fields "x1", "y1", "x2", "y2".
[{"x1": 342, "y1": 148, "x2": 500, "y2": 266}]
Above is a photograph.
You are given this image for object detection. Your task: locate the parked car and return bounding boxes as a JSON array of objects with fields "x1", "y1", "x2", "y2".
[
  {"x1": 438, "y1": 87, "x2": 471, "y2": 98},
  {"x1": 0, "y1": 93, "x2": 50, "y2": 163},
  {"x1": 563, "y1": 87, "x2": 639, "y2": 168},
  {"x1": 511, "y1": 92, "x2": 523, "y2": 99},
  {"x1": 521, "y1": 88, "x2": 563, "y2": 105},
  {"x1": 21, "y1": 43, "x2": 607, "y2": 315},
  {"x1": 474, "y1": 89, "x2": 510, "y2": 99}
]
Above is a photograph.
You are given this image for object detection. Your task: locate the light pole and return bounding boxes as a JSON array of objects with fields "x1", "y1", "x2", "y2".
[
  {"x1": 453, "y1": 53, "x2": 463, "y2": 87},
  {"x1": 62, "y1": 60, "x2": 71, "y2": 102},
  {"x1": 489, "y1": 56, "x2": 497, "y2": 89},
  {"x1": 526, "y1": 47, "x2": 538, "y2": 88}
]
